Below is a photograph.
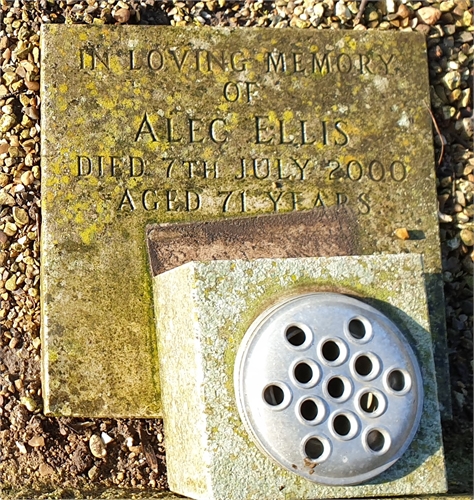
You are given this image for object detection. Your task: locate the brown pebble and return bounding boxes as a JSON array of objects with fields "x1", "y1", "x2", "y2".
[
  {"x1": 24, "y1": 105, "x2": 39, "y2": 120},
  {"x1": 417, "y1": 6, "x2": 442, "y2": 25},
  {"x1": 88, "y1": 465, "x2": 100, "y2": 480},
  {"x1": 460, "y1": 229, "x2": 474, "y2": 247},
  {"x1": 0, "y1": 114, "x2": 18, "y2": 133},
  {"x1": 13, "y1": 206, "x2": 29, "y2": 226},
  {"x1": 4, "y1": 222, "x2": 17, "y2": 237},
  {"x1": 16, "y1": 65, "x2": 26, "y2": 79},
  {"x1": 0, "y1": 190, "x2": 16, "y2": 206},
  {"x1": 455, "y1": 190, "x2": 466, "y2": 207},
  {"x1": 394, "y1": 228, "x2": 410, "y2": 240},
  {"x1": 2, "y1": 48, "x2": 11, "y2": 61},
  {"x1": 89, "y1": 434, "x2": 107, "y2": 458},
  {"x1": 114, "y1": 8, "x2": 131, "y2": 23},
  {"x1": 28, "y1": 435, "x2": 45, "y2": 447},
  {"x1": 415, "y1": 23, "x2": 431, "y2": 35},
  {"x1": 25, "y1": 80, "x2": 40, "y2": 91},
  {"x1": 39, "y1": 463, "x2": 54, "y2": 476},
  {"x1": 397, "y1": 4, "x2": 412, "y2": 19},
  {"x1": 20, "y1": 170, "x2": 34, "y2": 186}
]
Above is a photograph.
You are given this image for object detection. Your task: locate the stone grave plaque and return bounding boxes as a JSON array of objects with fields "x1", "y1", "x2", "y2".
[{"x1": 41, "y1": 25, "x2": 447, "y2": 417}]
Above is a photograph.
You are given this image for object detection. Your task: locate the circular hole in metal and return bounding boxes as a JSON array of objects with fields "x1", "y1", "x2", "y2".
[
  {"x1": 330, "y1": 411, "x2": 360, "y2": 441},
  {"x1": 356, "y1": 389, "x2": 387, "y2": 419},
  {"x1": 285, "y1": 325, "x2": 306, "y2": 346},
  {"x1": 300, "y1": 399, "x2": 318, "y2": 421},
  {"x1": 290, "y1": 359, "x2": 321, "y2": 388},
  {"x1": 348, "y1": 318, "x2": 366, "y2": 339},
  {"x1": 327, "y1": 377, "x2": 344, "y2": 398},
  {"x1": 294, "y1": 362, "x2": 313, "y2": 384},
  {"x1": 351, "y1": 352, "x2": 381, "y2": 381},
  {"x1": 322, "y1": 340, "x2": 340, "y2": 361},
  {"x1": 304, "y1": 437, "x2": 325, "y2": 460},
  {"x1": 367, "y1": 429, "x2": 385, "y2": 452},
  {"x1": 296, "y1": 397, "x2": 326, "y2": 426},
  {"x1": 355, "y1": 355, "x2": 373, "y2": 376},
  {"x1": 360, "y1": 392, "x2": 379, "y2": 413},
  {"x1": 388, "y1": 369, "x2": 406, "y2": 391},
  {"x1": 263, "y1": 385, "x2": 284, "y2": 406},
  {"x1": 333, "y1": 414, "x2": 351, "y2": 436}
]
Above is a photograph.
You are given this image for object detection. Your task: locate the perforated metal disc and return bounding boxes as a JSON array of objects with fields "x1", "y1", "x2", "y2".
[{"x1": 234, "y1": 293, "x2": 424, "y2": 486}]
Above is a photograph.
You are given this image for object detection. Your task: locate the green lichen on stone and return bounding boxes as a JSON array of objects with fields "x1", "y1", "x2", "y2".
[
  {"x1": 41, "y1": 25, "x2": 446, "y2": 417},
  {"x1": 154, "y1": 254, "x2": 446, "y2": 500}
]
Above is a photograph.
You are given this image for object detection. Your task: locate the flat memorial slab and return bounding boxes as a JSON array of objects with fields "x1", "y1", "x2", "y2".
[{"x1": 41, "y1": 25, "x2": 447, "y2": 417}]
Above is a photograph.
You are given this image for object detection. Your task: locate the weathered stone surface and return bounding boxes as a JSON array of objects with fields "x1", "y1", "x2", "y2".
[
  {"x1": 154, "y1": 254, "x2": 446, "y2": 499},
  {"x1": 147, "y1": 207, "x2": 359, "y2": 275},
  {"x1": 41, "y1": 25, "x2": 447, "y2": 417}
]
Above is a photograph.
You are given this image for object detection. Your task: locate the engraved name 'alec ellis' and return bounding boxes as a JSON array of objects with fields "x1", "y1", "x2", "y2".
[
  {"x1": 79, "y1": 46, "x2": 395, "y2": 76},
  {"x1": 134, "y1": 112, "x2": 349, "y2": 146}
]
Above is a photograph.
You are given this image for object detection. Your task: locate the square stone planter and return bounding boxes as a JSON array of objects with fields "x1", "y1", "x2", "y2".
[{"x1": 153, "y1": 254, "x2": 446, "y2": 500}]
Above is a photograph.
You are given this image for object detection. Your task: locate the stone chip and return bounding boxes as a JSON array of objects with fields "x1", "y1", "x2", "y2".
[
  {"x1": 13, "y1": 207, "x2": 29, "y2": 226},
  {"x1": 460, "y1": 229, "x2": 474, "y2": 247},
  {"x1": 0, "y1": 114, "x2": 18, "y2": 133},
  {"x1": 28, "y1": 435, "x2": 45, "y2": 447},
  {"x1": 0, "y1": 190, "x2": 15, "y2": 206},
  {"x1": 89, "y1": 434, "x2": 107, "y2": 458},
  {"x1": 417, "y1": 6, "x2": 442, "y2": 25}
]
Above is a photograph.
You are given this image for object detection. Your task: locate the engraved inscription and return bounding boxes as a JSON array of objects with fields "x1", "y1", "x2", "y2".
[
  {"x1": 80, "y1": 48, "x2": 110, "y2": 70},
  {"x1": 254, "y1": 116, "x2": 348, "y2": 146},
  {"x1": 79, "y1": 46, "x2": 396, "y2": 76},
  {"x1": 134, "y1": 113, "x2": 229, "y2": 144},
  {"x1": 265, "y1": 51, "x2": 395, "y2": 75},
  {"x1": 73, "y1": 149, "x2": 410, "y2": 217},
  {"x1": 128, "y1": 48, "x2": 250, "y2": 73},
  {"x1": 113, "y1": 187, "x2": 373, "y2": 216},
  {"x1": 70, "y1": 34, "x2": 408, "y2": 220}
]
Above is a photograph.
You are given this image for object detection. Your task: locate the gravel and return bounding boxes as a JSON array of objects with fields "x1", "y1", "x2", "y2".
[{"x1": 0, "y1": 0, "x2": 472, "y2": 497}]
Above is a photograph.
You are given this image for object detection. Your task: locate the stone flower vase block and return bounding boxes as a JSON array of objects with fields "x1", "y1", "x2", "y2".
[{"x1": 153, "y1": 254, "x2": 446, "y2": 500}]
